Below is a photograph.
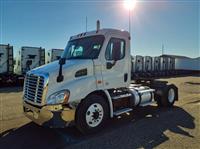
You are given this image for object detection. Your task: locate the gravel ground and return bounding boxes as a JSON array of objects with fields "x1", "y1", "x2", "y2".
[{"x1": 0, "y1": 76, "x2": 199, "y2": 149}]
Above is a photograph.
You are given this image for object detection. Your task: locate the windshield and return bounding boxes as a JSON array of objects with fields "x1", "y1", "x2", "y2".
[{"x1": 62, "y1": 35, "x2": 105, "y2": 59}]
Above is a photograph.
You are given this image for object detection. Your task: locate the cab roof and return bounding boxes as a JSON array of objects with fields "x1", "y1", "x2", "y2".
[{"x1": 70, "y1": 28, "x2": 130, "y2": 41}]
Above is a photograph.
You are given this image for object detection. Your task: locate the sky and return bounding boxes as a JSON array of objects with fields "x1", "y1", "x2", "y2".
[{"x1": 0, "y1": 0, "x2": 199, "y2": 58}]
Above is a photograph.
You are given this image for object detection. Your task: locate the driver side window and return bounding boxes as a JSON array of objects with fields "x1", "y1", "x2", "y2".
[
  {"x1": 71, "y1": 45, "x2": 83, "y2": 57},
  {"x1": 105, "y1": 38, "x2": 125, "y2": 61}
]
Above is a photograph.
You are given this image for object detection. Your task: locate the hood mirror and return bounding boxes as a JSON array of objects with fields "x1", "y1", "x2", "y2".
[
  {"x1": 59, "y1": 57, "x2": 66, "y2": 65},
  {"x1": 57, "y1": 57, "x2": 66, "y2": 82}
]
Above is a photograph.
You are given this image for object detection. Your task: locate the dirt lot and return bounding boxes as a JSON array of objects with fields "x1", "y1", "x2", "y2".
[{"x1": 0, "y1": 76, "x2": 200, "y2": 149}]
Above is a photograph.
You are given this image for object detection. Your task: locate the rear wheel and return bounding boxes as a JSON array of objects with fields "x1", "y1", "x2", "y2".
[
  {"x1": 155, "y1": 84, "x2": 178, "y2": 107},
  {"x1": 75, "y1": 94, "x2": 109, "y2": 134}
]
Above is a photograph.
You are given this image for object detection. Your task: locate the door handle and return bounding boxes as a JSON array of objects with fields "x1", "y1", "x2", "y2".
[{"x1": 124, "y1": 73, "x2": 128, "y2": 82}]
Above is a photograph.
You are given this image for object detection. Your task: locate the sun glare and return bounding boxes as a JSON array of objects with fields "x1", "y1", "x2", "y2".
[{"x1": 124, "y1": 0, "x2": 137, "y2": 10}]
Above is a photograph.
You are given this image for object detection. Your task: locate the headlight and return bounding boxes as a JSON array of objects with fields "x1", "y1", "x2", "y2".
[{"x1": 46, "y1": 90, "x2": 70, "y2": 105}]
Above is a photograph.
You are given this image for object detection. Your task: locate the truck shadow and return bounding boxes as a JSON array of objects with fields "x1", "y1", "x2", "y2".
[
  {"x1": 0, "y1": 106, "x2": 195, "y2": 149},
  {"x1": 0, "y1": 87, "x2": 23, "y2": 93}
]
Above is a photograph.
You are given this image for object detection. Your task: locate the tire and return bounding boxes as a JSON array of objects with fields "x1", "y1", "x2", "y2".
[
  {"x1": 75, "y1": 94, "x2": 109, "y2": 134},
  {"x1": 155, "y1": 84, "x2": 178, "y2": 107}
]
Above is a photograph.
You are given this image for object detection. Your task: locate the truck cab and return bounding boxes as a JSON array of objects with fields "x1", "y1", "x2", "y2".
[{"x1": 23, "y1": 26, "x2": 178, "y2": 134}]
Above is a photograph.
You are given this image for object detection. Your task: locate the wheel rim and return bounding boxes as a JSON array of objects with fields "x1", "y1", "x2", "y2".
[
  {"x1": 168, "y1": 88, "x2": 175, "y2": 103},
  {"x1": 85, "y1": 103, "x2": 104, "y2": 127}
]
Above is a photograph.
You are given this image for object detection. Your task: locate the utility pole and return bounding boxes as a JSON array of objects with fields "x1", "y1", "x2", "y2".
[{"x1": 129, "y1": 9, "x2": 131, "y2": 34}]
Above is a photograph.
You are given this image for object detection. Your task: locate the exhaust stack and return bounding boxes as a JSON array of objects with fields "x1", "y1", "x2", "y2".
[{"x1": 96, "y1": 20, "x2": 100, "y2": 32}]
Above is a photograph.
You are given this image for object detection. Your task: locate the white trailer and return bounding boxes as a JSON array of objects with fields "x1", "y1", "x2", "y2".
[
  {"x1": 22, "y1": 25, "x2": 178, "y2": 134},
  {"x1": 168, "y1": 57, "x2": 175, "y2": 70},
  {"x1": 15, "y1": 46, "x2": 45, "y2": 75},
  {"x1": 131, "y1": 55, "x2": 144, "y2": 78},
  {"x1": 0, "y1": 44, "x2": 15, "y2": 84},
  {"x1": 144, "y1": 56, "x2": 153, "y2": 72},
  {"x1": 144, "y1": 56, "x2": 153, "y2": 77},
  {"x1": 160, "y1": 56, "x2": 168, "y2": 71},
  {"x1": 153, "y1": 56, "x2": 161, "y2": 72},
  {"x1": 160, "y1": 56, "x2": 169, "y2": 76},
  {"x1": 168, "y1": 57, "x2": 175, "y2": 75},
  {"x1": 160, "y1": 54, "x2": 200, "y2": 75},
  {"x1": 47, "y1": 49, "x2": 63, "y2": 63},
  {"x1": 175, "y1": 57, "x2": 200, "y2": 73},
  {"x1": 135, "y1": 55, "x2": 144, "y2": 73}
]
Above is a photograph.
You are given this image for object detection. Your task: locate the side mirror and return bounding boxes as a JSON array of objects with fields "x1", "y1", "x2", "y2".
[
  {"x1": 59, "y1": 57, "x2": 66, "y2": 65},
  {"x1": 57, "y1": 57, "x2": 66, "y2": 83}
]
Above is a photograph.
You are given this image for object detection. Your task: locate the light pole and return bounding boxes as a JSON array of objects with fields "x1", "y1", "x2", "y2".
[
  {"x1": 124, "y1": 0, "x2": 136, "y2": 54},
  {"x1": 124, "y1": 0, "x2": 136, "y2": 34},
  {"x1": 129, "y1": 9, "x2": 131, "y2": 34}
]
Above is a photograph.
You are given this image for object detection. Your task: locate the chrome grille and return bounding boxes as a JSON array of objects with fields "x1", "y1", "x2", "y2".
[{"x1": 24, "y1": 74, "x2": 44, "y2": 104}]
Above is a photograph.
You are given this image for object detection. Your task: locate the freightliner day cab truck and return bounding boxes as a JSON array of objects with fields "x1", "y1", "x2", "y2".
[{"x1": 23, "y1": 23, "x2": 178, "y2": 134}]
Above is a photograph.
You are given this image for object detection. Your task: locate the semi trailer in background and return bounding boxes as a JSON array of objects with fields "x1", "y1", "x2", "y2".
[
  {"x1": 152, "y1": 56, "x2": 161, "y2": 77},
  {"x1": 131, "y1": 55, "x2": 144, "y2": 78},
  {"x1": 168, "y1": 57, "x2": 175, "y2": 75},
  {"x1": 47, "y1": 49, "x2": 63, "y2": 63},
  {"x1": 131, "y1": 54, "x2": 199, "y2": 80},
  {"x1": 15, "y1": 46, "x2": 45, "y2": 75},
  {"x1": 144, "y1": 56, "x2": 153, "y2": 77},
  {"x1": 160, "y1": 56, "x2": 169, "y2": 76},
  {"x1": 160, "y1": 55, "x2": 199, "y2": 75},
  {"x1": 0, "y1": 44, "x2": 15, "y2": 84},
  {"x1": 174, "y1": 56, "x2": 200, "y2": 74}
]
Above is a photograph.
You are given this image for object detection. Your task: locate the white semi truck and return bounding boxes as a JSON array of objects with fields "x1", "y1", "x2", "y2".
[{"x1": 23, "y1": 26, "x2": 178, "y2": 134}]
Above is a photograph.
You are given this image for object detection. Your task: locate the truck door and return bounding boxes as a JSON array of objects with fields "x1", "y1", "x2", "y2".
[{"x1": 102, "y1": 37, "x2": 130, "y2": 89}]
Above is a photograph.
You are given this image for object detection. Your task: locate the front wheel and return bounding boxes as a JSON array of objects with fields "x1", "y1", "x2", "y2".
[{"x1": 75, "y1": 94, "x2": 109, "y2": 134}]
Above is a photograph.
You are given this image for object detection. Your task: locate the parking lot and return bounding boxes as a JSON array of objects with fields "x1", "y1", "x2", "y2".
[{"x1": 0, "y1": 76, "x2": 199, "y2": 149}]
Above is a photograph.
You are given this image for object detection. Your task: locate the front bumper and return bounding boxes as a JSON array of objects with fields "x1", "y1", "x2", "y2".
[{"x1": 23, "y1": 102, "x2": 75, "y2": 128}]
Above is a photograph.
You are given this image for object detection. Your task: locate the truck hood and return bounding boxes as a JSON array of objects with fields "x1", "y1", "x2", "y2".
[
  {"x1": 29, "y1": 59, "x2": 94, "y2": 87},
  {"x1": 26, "y1": 59, "x2": 96, "y2": 105}
]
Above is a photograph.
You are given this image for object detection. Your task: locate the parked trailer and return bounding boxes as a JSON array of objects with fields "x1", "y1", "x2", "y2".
[
  {"x1": 168, "y1": 57, "x2": 176, "y2": 75},
  {"x1": 131, "y1": 55, "x2": 144, "y2": 79},
  {"x1": 15, "y1": 46, "x2": 45, "y2": 75},
  {"x1": 0, "y1": 44, "x2": 13, "y2": 74},
  {"x1": 175, "y1": 57, "x2": 200, "y2": 74},
  {"x1": 151, "y1": 56, "x2": 160, "y2": 77},
  {"x1": 0, "y1": 44, "x2": 15, "y2": 84},
  {"x1": 160, "y1": 56, "x2": 169, "y2": 76},
  {"x1": 144, "y1": 56, "x2": 153, "y2": 77},
  {"x1": 136, "y1": 55, "x2": 144, "y2": 73},
  {"x1": 47, "y1": 49, "x2": 63, "y2": 63}
]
